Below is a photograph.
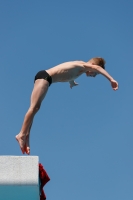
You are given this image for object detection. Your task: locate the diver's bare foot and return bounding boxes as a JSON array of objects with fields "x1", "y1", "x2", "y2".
[
  {"x1": 26, "y1": 136, "x2": 30, "y2": 155},
  {"x1": 15, "y1": 134, "x2": 27, "y2": 154}
]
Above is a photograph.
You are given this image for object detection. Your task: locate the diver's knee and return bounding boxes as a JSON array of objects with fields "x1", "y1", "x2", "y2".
[{"x1": 30, "y1": 104, "x2": 41, "y2": 114}]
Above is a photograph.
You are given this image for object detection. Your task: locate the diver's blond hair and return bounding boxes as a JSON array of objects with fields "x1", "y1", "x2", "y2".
[{"x1": 89, "y1": 57, "x2": 106, "y2": 69}]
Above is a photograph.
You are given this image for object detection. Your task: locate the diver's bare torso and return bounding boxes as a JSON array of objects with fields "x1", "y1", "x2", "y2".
[{"x1": 46, "y1": 61, "x2": 86, "y2": 83}]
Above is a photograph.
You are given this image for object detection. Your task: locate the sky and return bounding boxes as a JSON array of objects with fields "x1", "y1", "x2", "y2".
[{"x1": 0, "y1": 0, "x2": 133, "y2": 199}]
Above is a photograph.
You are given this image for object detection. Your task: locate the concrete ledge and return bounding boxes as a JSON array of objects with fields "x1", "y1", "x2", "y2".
[
  {"x1": 0, "y1": 156, "x2": 39, "y2": 185},
  {"x1": 0, "y1": 156, "x2": 39, "y2": 200}
]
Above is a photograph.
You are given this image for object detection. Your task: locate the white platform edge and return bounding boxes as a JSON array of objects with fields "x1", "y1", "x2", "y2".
[{"x1": 0, "y1": 156, "x2": 39, "y2": 185}]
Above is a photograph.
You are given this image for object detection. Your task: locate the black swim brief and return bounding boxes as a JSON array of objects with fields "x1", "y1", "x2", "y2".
[{"x1": 34, "y1": 70, "x2": 52, "y2": 86}]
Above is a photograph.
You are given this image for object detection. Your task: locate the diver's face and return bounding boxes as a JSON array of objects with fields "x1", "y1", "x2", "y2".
[{"x1": 86, "y1": 71, "x2": 99, "y2": 77}]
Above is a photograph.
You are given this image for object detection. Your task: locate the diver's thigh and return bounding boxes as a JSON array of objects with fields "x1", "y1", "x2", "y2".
[{"x1": 30, "y1": 79, "x2": 49, "y2": 106}]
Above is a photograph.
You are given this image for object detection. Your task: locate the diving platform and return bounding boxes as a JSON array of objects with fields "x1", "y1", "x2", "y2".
[{"x1": 0, "y1": 156, "x2": 49, "y2": 200}]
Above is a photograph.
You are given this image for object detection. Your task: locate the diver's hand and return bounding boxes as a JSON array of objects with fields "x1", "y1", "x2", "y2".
[
  {"x1": 110, "y1": 79, "x2": 118, "y2": 91},
  {"x1": 69, "y1": 80, "x2": 79, "y2": 89}
]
